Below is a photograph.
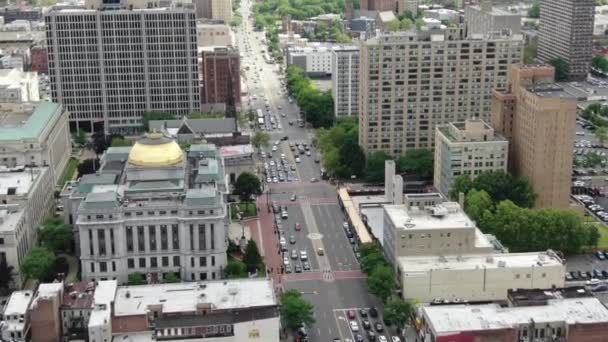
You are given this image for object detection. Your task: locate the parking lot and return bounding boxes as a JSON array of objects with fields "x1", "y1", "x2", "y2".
[{"x1": 565, "y1": 253, "x2": 608, "y2": 292}]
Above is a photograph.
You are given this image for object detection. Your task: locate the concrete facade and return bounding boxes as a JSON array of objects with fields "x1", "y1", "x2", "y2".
[
  {"x1": 464, "y1": 0, "x2": 522, "y2": 36},
  {"x1": 0, "y1": 102, "x2": 71, "y2": 184},
  {"x1": 358, "y1": 28, "x2": 523, "y2": 157},
  {"x1": 433, "y1": 119, "x2": 508, "y2": 197},
  {"x1": 286, "y1": 43, "x2": 334, "y2": 77},
  {"x1": 331, "y1": 45, "x2": 359, "y2": 117},
  {"x1": 491, "y1": 64, "x2": 576, "y2": 208},
  {"x1": 45, "y1": 6, "x2": 200, "y2": 135},
  {"x1": 0, "y1": 68, "x2": 39, "y2": 103},
  {"x1": 194, "y1": 0, "x2": 232, "y2": 23},
  {"x1": 197, "y1": 23, "x2": 233, "y2": 47},
  {"x1": 537, "y1": 0, "x2": 594, "y2": 81}
]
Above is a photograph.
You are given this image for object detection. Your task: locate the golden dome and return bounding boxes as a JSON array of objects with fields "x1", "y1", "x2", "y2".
[{"x1": 128, "y1": 133, "x2": 184, "y2": 167}]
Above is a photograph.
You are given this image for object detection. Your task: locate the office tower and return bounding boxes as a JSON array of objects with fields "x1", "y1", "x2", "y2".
[
  {"x1": 61, "y1": 136, "x2": 228, "y2": 283},
  {"x1": 200, "y1": 46, "x2": 241, "y2": 108},
  {"x1": 194, "y1": 0, "x2": 232, "y2": 23},
  {"x1": 464, "y1": 0, "x2": 521, "y2": 36},
  {"x1": 491, "y1": 64, "x2": 576, "y2": 208},
  {"x1": 537, "y1": 0, "x2": 594, "y2": 81},
  {"x1": 358, "y1": 28, "x2": 523, "y2": 157},
  {"x1": 45, "y1": 4, "x2": 200, "y2": 135},
  {"x1": 433, "y1": 118, "x2": 508, "y2": 197},
  {"x1": 332, "y1": 46, "x2": 359, "y2": 118}
]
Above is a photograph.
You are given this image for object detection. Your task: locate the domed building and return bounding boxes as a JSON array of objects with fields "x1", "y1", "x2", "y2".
[{"x1": 60, "y1": 134, "x2": 228, "y2": 284}]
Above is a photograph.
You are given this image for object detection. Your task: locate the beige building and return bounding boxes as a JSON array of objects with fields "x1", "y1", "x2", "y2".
[
  {"x1": 0, "y1": 102, "x2": 71, "y2": 184},
  {"x1": 434, "y1": 119, "x2": 508, "y2": 197},
  {"x1": 382, "y1": 199, "x2": 496, "y2": 266},
  {"x1": 194, "y1": 0, "x2": 232, "y2": 23},
  {"x1": 491, "y1": 64, "x2": 576, "y2": 208},
  {"x1": 197, "y1": 22, "x2": 233, "y2": 47},
  {"x1": 0, "y1": 167, "x2": 55, "y2": 287},
  {"x1": 0, "y1": 69, "x2": 39, "y2": 103},
  {"x1": 358, "y1": 27, "x2": 523, "y2": 157},
  {"x1": 464, "y1": 0, "x2": 522, "y2": 36},
  {"x1": 397, "y1": 250, "x2": 565, "y2": 302}
]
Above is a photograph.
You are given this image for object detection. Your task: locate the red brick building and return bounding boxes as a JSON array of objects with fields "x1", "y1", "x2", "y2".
[
  {"x1": 29, "y1": 283, "x2": 63, "y2": 342},
  {"x1": 30, "y1": 46, "x2": 48, "y2": 74},
  {"x1": 200, "y1": 46, "x2": 241, "y2": 107}
]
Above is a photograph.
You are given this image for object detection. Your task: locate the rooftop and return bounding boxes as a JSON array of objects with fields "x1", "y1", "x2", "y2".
[
  {"x1": 397, "y1": 251, "x2": 563, "y2": 273},
  {"x1": 4, "y1": 290, "x2": 33, "y2": 316},
  {"x1": 384, "y1": 202, "x2": 475, "y2": 231},
  {"x1": 527, "y1": 83, "x2": 576, "y2": 99},
  {"x1": 0, "y1": 102, "x2": 61, "y2": 141},
  {"x1": 62, "y1": 281, "x2": 96, "y2": 310},
  {"x1": 0, "y1": 170, "x2": 35, "y2": 196},
  {"x1": 113, "y1": 279, "x2": 276, "y2": 317},
  {"x1": 149, "y1": 117, "x2": 237, "y2": 135},
  {"x1": 219, "y1": 144, "x2": 253, "y2": 158},
  {"x1": 423, "y1": 297, "x2": 608, "y2": 335}
]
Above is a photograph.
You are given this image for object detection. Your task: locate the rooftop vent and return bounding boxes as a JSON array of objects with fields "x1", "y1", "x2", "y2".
[
  {"x1": 126, "y1": 291, "x2": 130, "y2": 298},
  {"x1": 497, "y1": 260, "x2": 507, "y2": 268},
  {"x1": 486, "y1": 256, "x2": 494, "y2": 263},
  {"x1": 430, "y1": 206, "x2": 448, "y2": 217},
  {"x1": 228, "y1": 287, "x2": 239, "y2": 295}
]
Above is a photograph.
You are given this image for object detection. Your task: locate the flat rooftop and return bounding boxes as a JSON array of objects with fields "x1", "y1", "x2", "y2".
[
  {"x1": 0, "y1": 170, "x2": 35, "y2": 196},
  {"x1": 0, "y1": 102, "x2": 61, "y2": 140},
  {"x1": 527, "y1": 83, "x2": 576, "y2": 99},
  {"x1": 423, "y1": 297, "x2": 608, "y2": 335},
  {"x1": 398, "y1": 251, "x2": 563, "y2": 273},
  {"x1": 113, "y1": 279, "x2": 276, "y2": 317},
  {"x1": 4, "y1": 290, "x2": 33, "y2": 315},
  {"x1": 384, "y1": 202, "x2": 475, "y2": 231}
]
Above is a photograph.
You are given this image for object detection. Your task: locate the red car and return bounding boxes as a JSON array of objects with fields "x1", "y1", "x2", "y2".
[
  {"x1": 347, "y1": 310, "x2": 356, "y2": 320},
  {"x1": 295, "y1": 222, "x2": 301, "y2": 231}
]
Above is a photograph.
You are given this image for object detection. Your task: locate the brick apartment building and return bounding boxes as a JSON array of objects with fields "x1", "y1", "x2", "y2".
[
  {"x1": 200, "y1": 46, "x2": 241, "y2": 109},
  {"x1": 30, "y1": 46, "x2": 48, "y2": 74}
]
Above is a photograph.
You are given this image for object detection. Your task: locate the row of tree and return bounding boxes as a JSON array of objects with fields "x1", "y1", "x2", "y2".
[
  {"x1": 128, "y1": 272, "x2": 180, "y2": 285},
  {"x1": 285, "y1": 65, "x2": 334, "y2": 128},
  {"x1": 302, "y1": 21, "x2": 351, "y2": 43},
  {"x1": 451, "y1": 171, "x2": 599, "y2": 254}
]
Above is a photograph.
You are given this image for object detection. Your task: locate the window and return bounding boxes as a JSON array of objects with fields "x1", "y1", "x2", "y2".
[
  {"x1": 90, "y1": 262, "x2": 95, "y2": 273},
  {"x1": 515, "y1": 274, "x2": 520, "y2": 279},
  {"x1": 211, "y1": 256, "x2": 215, "y2": 266},
  {"x1": 126, "y1": 227, "x2": 133, "y2": 252},
  {"x1": 139, "y1": 258, "x2": 146, "y2": 268},
  {"x1": 200, "y1": 256, "x2": 207, "y2": 267},
  {"x1": 198, "y1": 224, "x2": 206, "y2": 250},
  {"x1": 149, "y1": 225, "x2": 157, "y2": 251},
  {"x1": 128, "y1": 258, "x2": 135, "y2": 269},
  {"x1": 0, "y1": 238, "x2": 4, "y2": 244},
  {"x1": 210, "y1": 224, "x2": 215, "y2": 250},
  {"x1": 172, "y1": 224, "x2": 179, "y2": 250},
  {"x1": 112, "y1": 261, "x2": 116, "y2": 272},
  {"x1": 173, "y1": 256, "x2": 180, "y2": 266},
  {"x1": 191, "y1": 257, "x2": 194, "y2": 267},
  {"x1": 161, "y1": 225, "x2": 168, "y2": 250},
  {"x1": 162, "y1": 256, "x2": 169, "y2": 267},
  {"x1": 151, "y1": 257, "x2": 158, "y2": 268}
]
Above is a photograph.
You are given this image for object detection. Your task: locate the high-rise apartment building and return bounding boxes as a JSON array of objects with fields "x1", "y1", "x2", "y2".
[
  {"x1": 194, "y1": 0, "x2": 232, "y2": 23},
  {"x1": 332, "y1": 46, "x2": 359, "y2": 118},
  {"x1": 200, "y1": 46, "x2": 241, "y2": 108},
  {"x1": 358, "y1": 28, "x2": 522, "y2": 157},
  {"x1": 491, "y1": 64, "x2": 576, "y2": 208},
  {"x1": 433, "y1": 118, "x2": 508, "y2": 197},
  {"x1": 537, "y1": 0, "x2": 594, "y2": 81},
  {"x1": 45, "y1": 4, "x2": 200, "y2": 135}
]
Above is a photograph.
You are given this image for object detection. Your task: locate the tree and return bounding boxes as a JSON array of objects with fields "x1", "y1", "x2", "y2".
[
  {"x1": 162, "y1": 272, "x2": 180, "y2": 283},
  {"x1": 365, "y1": 151, "x2": 390, "y2": 183},
  {"x1": 387, "y1": 18, "x2": 401, "y2": 31},
  {"x1": 234, "y1": 172, "x2": 262, "y2": 209},
  {"x1": 242, "y1": 240, "x2": 263, "y2": 271},
  {"x1": 281, "y1": 289, "x2": 315, "y2": 331},
  {"x1": 450, "y1": 171, "x2": 536, "y2": 208},
  {"x1": 225, "y1": 259, "x2": 248, "y2": 278},
  {"x1": 73, "y1": 130, "x2": 87, "y2": 146},
  {"x1": 548, "y1": 58, "x2": 570, "y2": 81},
  {"x1": 252, "y1": 131, "x2": 271, "y2": 149},
  {"x1": 0, "y1": 258, "x2": 14, "y2": 294},
  {"x1": 400, "y1": 18, "x2": 414, "y2": 30},
  {"x1": 593, "y1": 55, "x2": 608, "y2": 73},
  {"x1": 398, "y1": 148, "x2": 434, "y2": 178},
  {"x1": 367, "y1": 265, "x2": 395, "y2": 302},
  {"x1": 384, "y1": 298, "x2": 414, "y2": 327},
  {"x1": 359, "y1": 242, "x2": 383, "y2": 259},
  {"x1": 414, "y1": 18, "x2": 425, "y2": 29},
  {"x1": 449, "y1": 174, "x2": 473, "y2": 201},
  {"x1": 524, "y1": 43, "x2": 537, "y2": 64},
  {"x1": 128, "y1": 272, "x2": 146, "y2": 285},
  {"x1": 21, "y1": 248, "x2": 57, "y2": 282},
  {"x1": 338, "y1": 140, "x2": 366, "y2": 179},
  {"x1": 143, "y1": 112, "x2": 175, "y2": 131},
  {"x1": 588, "y1": 224, "x2": 602, "y2": 248},
  {"x1": 464, "y1": 189, "x2": 493, "y2": 224},
  {"x1": 360, "y1": 252, "x2": 387, "y2": 274},
  {"x1": 77, "y1": 158, "x2": 99, "y2": 178},
  {"x1": 596, "y1": 126, "x2": 608, "y2": 146},
  {"x1": 39, "y1": 217, "x2": 73, "y2": 253},
  {"x1": 528, "y1": 0, "x2": 540, "y2": 18},
  {"x1": 91, "y1": 130, "x2": 108, "y2": 155}
]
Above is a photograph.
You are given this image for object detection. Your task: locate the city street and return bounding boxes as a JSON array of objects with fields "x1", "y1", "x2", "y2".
[{"x1": 235, "y1": 2, "x2": 401, "y2": 341}]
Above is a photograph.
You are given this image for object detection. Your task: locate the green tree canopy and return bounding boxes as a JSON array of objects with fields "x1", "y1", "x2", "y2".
[
  {"x1": 383, "y1": 298, "x2": 415, "y2": 327},
  {"x1": 234, "y1": 172, "x2": 262, "y2": 204},
  {"x1": 464, "y1": 189, "x2": 493, "y2": 224},
  {"x1": 110, "y1": 137, "x2": 132, "y2": 147},
  {"x1": 528, "y1": 0, "x2": 540, "y2": 18},
  {"x1": 281, "y1": 289, "x2": 316, "y2": 331},
  {"x1": 163, "y1": 272, "x2": 180, "y2": 283},
  {"x1": 339, "y1": 140, "x2": 366, "y2": 179},
  {"x1": 21, "y1": 248, "x2": 57, "y2": 282},
  {"x1": 315, "y1": 118, "x2": 363, "y2": 179},
  {"x1": 398, "y1": 148, "x2": 434, "y2": 178},
  {"x1": 286, "y1": 65, "x2": 334, "y2": 128},
  {"x1": 252, "y1": 131, "x2": 271, "y2": 149},
  {"x1": 596, "y1": 126, "x2": 608, "y2": 146},
  {"x1": 593, "y1": 55, "x2": 608, "y2": 73},
  {"x1": 524, "y1": 43, "x2": 537, "y2": 64},
  {"x1": 143, "y1": 112, "x2": 175, "y2": 131},
  {"x1": 387, "y1": 18, "x2": 401, "y2": 31},
  {"x1": 128, "y1": 272, "x2": 146, "y2": 285},
  {"x1": 450, "y1": 171, "x2": 536, "y2": 208},
  {"x1": 360, "y1": 251, "x2": 387, "y2": 274},
  {"x1": 367, "y1": 265, "x2": 395, "y2": 302},
  {"x1": 39, "y1": 217, "x2": 74, "y2": 253},
  {"x1": 73, "y1": 130, "x2": 87, "y2": 146},
  {"x1": 365, "y1": 151, "x2": 390, "y2": 183},
  {"x1": 400, "y1": 18, "x2": 415, "y2": 30},
  {"x1": 242, "y1": 239, "x2": 263, "y2": 271},
  {"x1": 548, "y1": 57, "x2": 570, "y2": 81},
  {"x1": 225, "y1": 259, "x2": 248, "y2": 278}
]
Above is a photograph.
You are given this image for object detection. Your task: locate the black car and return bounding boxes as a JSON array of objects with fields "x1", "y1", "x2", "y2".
[
  {"x1": 586, "y1": 271, "x2": 594, "y2": 279},
  {"x1": 362, "y1": 320, "x2": 371, "y2": 330},
  {"x1": 359, "y1": 309, "x2": 368, "y2": 318},
  {"x1": 369, "y1": 307, "x2": 378, "y2": 318},
  {"x1": 374, "y1": 323, "x2": 383, "y2": 332},
  {"x1": 346, "y1": 230, "x2": 354, "y2": 238},
  {"x1": 602, "y1": 270, "x2": 608, "y2": 278},
  {"x1": 354, "y1": 334, "x2": 364, "y2": 342},
  {"x1": 367, "y1": 330, "x2": 376, "y2": 341},
  {"x1": 570, "y1": 271, "x2": 579, "y2": 280},
  {"x1": 295, "y1": 264, "x2": 302, "y2": 273},
  {"x1": 303, "y1": 261, "x2": 311, "y2": 271}
]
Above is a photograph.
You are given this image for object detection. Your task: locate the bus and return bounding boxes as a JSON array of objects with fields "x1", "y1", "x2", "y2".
[{"x1": 256, "y1": 109, "x2": 264, "y2": 119}]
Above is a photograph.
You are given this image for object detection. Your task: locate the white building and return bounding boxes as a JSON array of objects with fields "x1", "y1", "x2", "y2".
[
  {"x1": 331, "y1": 45, "x2": 359, "y2": 117},
  {"x1": 110, "y1": 279, "x2": 280, "y2": 341},
  {"x1": 0, "y1": 168, "x2": 55, "y2": 286},
  {"x1": 286, "y1": 43, "x2": 333, "y2": 76},
  {"x1": 433, "y1": 118, "x2": 508, "y2": 197},
  {"x1": 0, "y1": 69, "x2": 39, "y2": 103},
  {"x1": 88, "y1": 280, "x2": 117, "y2": 342},
  {"x1": 0, "y1": 102, "x2": 72, "y2": 184},
  {"x1": 197, "y1": 22, "x2": 233, "y2": 47},
  {"x1": 397, "y1": 250, "x2": 565, "y2": 302},
  {"x1": 0, "y1": 290, "x2": 34, "y2": 342},
  {"x1": 423, "y1": 8, "x2": 459, "y2": 22},
  {"x1": 464, "y1": 0, "x2": 522, "y2": 36}
]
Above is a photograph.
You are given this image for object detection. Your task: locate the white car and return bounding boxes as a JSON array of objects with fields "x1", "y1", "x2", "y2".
[
  {"x1": 295, "y1": 157, "x2": 301, "y2": 163},
  {"x1": 378, "y1": 336, "x2": 388, "y2": 342},
  {"x1": 272, "y1": 146, "x2": 277, "y2": 152},
  {"x1": 300, "y1": 250, "x2": 308, "y2": 261},
  {"x1": 391, "y1": 337, "x2": 402, "y2": 342},
  {"x1": 349, "y1": 321, "x2": 359, "y2": 332},
  {"x1": 283, "y1": 256, "x2": 290, "y2": 265},
  {"x1": 281, "y1": 112, "x2": 287, "y2": 117}
]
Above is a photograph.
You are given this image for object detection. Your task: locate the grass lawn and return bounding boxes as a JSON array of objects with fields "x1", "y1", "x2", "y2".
[
  {"x1": 58, "y1": 158, "x2": 79, "y2": 186},
  {"x1": 230, "y1": 202, "x2": 258, "y2": 220},
  {"x1": 597, "y1": 225, "x2": 608, "y2": 250}
]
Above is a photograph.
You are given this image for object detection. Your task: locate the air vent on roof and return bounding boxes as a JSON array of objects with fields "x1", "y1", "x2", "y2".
[
  {"x1": 486, "y1": 256, "x2": 494, "y2": 263},
  {"x1": 228, "y1": 287, "x2": 238, "y2": 295},
  {"x1": 497, "y1": 261, "x2": 506, "y2": 268}
]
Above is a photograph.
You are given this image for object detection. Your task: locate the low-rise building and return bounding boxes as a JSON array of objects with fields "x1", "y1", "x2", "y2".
[
  {"x1": 419, "y1": 289, "x2": 608, "y2": 341},
  {"x1": 424, "y1": 8, "x2": 460, "y2": 22},
  {"x1": 0, "y1": 68, "x2": 39, "y2": 103},
  {"x1": 219, "y1": 144, "x2": 254, "y2": 184},
  {"x1": 433, "y1": 119, "x2": 508, "y2": 197},
  {"x1": 397, "y1": 250, "x2": 565, "y2": 302},
  {"x1": 0, "y1": 167, "x2": 54, "y2": 286},
  {"x1": 349, "y1": 16, "x2": 376, "y2": 38},
  {"x1": 149, "y1": 117, "x2": 239, "y2": 145},
  {"x1": 61, "y1": 281, "x2": 96, "y2": 341},
  {"x1": 111, "y1": 279, "x2": 279, "y2": 341},
  {"x1": 286, "y1": 43, "x2": 334, "y2": 77},
  {"x1": 87, "y1": 280, "x2": 116, "y2": 342},
  {"x1": 1, "y1": 290, "x2": 34, "y2": 342},
  {"x1": 0, "y1": 102, "x2": 71, "y2": 184},
  {"x1": 29, "y1": 283, "x2": 63, "y2": 342},
  {"x1": 30, "y1": 45, "x2": 47, "y2": 74}
]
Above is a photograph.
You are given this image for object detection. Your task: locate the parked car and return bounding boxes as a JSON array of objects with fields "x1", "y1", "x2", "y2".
[
  {"x1": 295, "y1": 222, "x2": 301, "y2": 231},
  {"x1": 374, "y1": 323, "x2": 383, "y2": 332},
  {"x1": 362, "y1": 320, "x2": 371, "y2": 330},
  {"x1": 596, "y1": 251, "x2": 605, "y2": 260},
  {"x1": 369, "y1": 307, "x2": 378, "y2": 318},
  {"x1": 349, "y1": 321, "x2": 359, "y2": 332},
  {"x1": 347, "y1": 310, "x2": 357, "y2": 320}
]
